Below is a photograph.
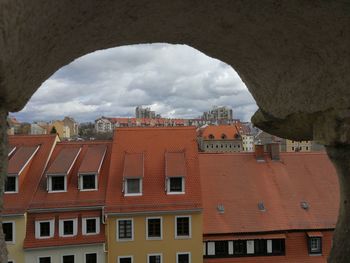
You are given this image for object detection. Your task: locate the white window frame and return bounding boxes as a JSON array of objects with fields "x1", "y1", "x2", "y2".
[
  {"x1": 35, "y1": 220, "x2": 54, "y2": 239},
  {"x1": 124, "y1": 178, "x2": 142, "y2": 196},
  {"x1": 48, "y1": 174, "x2": 67, "y2": 193},
  {"x1": 59, "y1": 218, "x2": 78, "y2": 237},
  {"x1": 118, "y1": 256, "x2": 133, "y2": 263},
  {"x1": 2, "y1": 221, "x2": 15, "y2": 244},
  {"x1": 147, "y1": 253, "x2": 162, "y2": 263},
  {"x1": 176, "y1": 252, "x2": 191, "y2": 263},
  {"x1": 167, "y1": 177, "x2": 185, "y2": 195},
  {"x1": 116, "y1": 218, "x2": 134, "y2": 241},
  {"x1": 146, "y1": 217, "x2": 162, "y2": 240},
  {"x1": 84, "y1": 252, "x2": 98, "y2": 263},
  {"x1": 4, "y1": 176, "x2": 18, "y2": 194},
  {"x1": 175, "y1": 215, "x2": 191, "y2": 239},
  {"x1": 79, "y1": 173, "x2": 98, "y2": 191},
  {"x1": 37, "y1": 256, "x2": 51, "y2": 263},
  {"x1": 82, "y1": 217, "x2": 100, "y2": 235},
  {"x1": 62, "y1": 254, "x2": 76, "y2": 263}
]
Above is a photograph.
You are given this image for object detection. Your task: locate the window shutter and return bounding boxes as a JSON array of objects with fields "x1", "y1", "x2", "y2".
[
  {"x1": 228, "y1": 241, "x2": 234, "y2": 255},
  {"x1": 208, "y1": 242, "x2": 215, "y2": 255},
  {"x1": 247, "y1": 240, "x2": 255, "y2": 254},
  {"x1": 267, "y1": 240, "x2": 272, "y2": 253}
]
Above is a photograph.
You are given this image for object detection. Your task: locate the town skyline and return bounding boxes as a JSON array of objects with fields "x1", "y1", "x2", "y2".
[{"x1": 11, "y1": 44, "x2": 257, "y2": 123}]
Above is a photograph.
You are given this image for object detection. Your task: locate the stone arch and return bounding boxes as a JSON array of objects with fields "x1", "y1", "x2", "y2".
[{"x1": 1, "y1": 1, "x2": 350, "y2": 262}]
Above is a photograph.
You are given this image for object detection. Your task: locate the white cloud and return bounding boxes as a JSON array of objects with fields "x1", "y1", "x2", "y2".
[{"x1": 12, "y1": 44, "x2": 257, "y2": 122}]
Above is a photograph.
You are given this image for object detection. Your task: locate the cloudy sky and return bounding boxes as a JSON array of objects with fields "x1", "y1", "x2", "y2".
[{"x1": 12, "y1": 43, "x2": 257, "y2": 123}]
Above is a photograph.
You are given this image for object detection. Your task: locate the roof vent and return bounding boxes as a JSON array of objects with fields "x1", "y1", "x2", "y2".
[
  {"x1": 300, "y1": 201, "x2": 310, "y2": 210},
  {"x1": 217, "y1": 204, "x2": 225, "y2": 214},
  {"x1": 258, "y1": 202, "x2": 266, "y2": 212}
]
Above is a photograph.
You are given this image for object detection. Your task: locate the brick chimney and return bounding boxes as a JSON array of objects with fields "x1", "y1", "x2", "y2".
[
  {"x1": 255, "y1": 144, "x2": 265, "y2": 161},
  {"x1": 267, "y1": 143, "x2": 280, "y2": 160}
]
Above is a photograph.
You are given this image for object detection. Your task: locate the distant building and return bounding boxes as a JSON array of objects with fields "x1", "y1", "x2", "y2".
[
  {"x1": 7, "y1": 117, "x2": 22, "y2": 134},
  {"x1": 286, "y1": 139, "x2": 312, "y2": 152},
  {"x1": 95, "y1": 117, "x2": 113, "y2": 133},
  {"x1": 202, "y1": 106, "x2": 233, "y2": 122},
  {"x1": 135, "y1": 106, "x2": 156, "y2": 119},
  {"x1": 63, "y1": 116, "x2": 79, "y2": 137},
  {"x1": 197, "y1": 125, "x2": 242, "y2": 152},
  {"x1": 242, "y1": 134, "x2": 254, "y2": 152},
  {"x1": 30, "y1": 123, "x2": 48, "y2": 135},
  {"x1": 51, "y1": 120, "x2": 70, "y2": 139}
]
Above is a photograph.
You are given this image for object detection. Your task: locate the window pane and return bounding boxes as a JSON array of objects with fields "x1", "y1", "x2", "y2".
[
  {"x1": 310, "y1": 237, "x2": 322, "y2": 253},
  {"x1": 40, "y1": 222, "x2": 50, "y2": 237},
  {"x1": 63, "y1": 220, "x2": 74, "y2": 235},
  {"x1": 254, "y1": 239, "x2": 267, "y2": 255},
  {"x1": 118, "y1": 220, "x2": 132, "y2": 239},
  {"x1": 126, "y1": 179, "x2": 140, "y2": 194},
  {"x1": 39, "y1": 257, "x2": 51, "y2": 263},
  {"x1": 170, "y1": 177, "x2": 183, "y2": 192},
  {"x1": 82, "y1": 174, "x2": 96, "y2": 189},
  {"x1": 148, "y1": 218, "x2": 161, "y2": 238},
  {"x1": 85, "y1": 253, "x2": 97, "y2": 263},
  {"x1": 86, "y1": 219, "x2": 97, "y2": 233},
  {"x1": 233, "y1": 240, "x2": 246, "y2": 255},
  {"x1": 149, "y1": 255, "x2": 161, "y2": 263},
  {"x1": 178, "y1": 254, "x2": 189, "y2": 263},
  {"x1": 119, "y1": 258, "x2": 132, "y2": 263},
  {"x1": 215, "y1": 241, "x2": 228, "y2": 256},
  {"x1": 51, "y1": 176, "x2": 65, "y2": 191},
  {"x1": 272, "y1": 239, "x2": 285, "y2": 254},
  {"x1": 5, "y1": 177, "x2": 16, "y2": 192},
  {"x1": 176, "y1": 217, "x2": 189, "y2": 236},
  {"x1": 63, "y1": 255, "x2": 74, "y2": 263},
  {"x1": 2, "y1": 223, "x2": 13, "y2": 242}
]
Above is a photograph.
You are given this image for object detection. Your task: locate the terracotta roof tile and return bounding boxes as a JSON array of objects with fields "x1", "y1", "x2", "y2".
[
  {"x1": 200, "y1": 125, "x2": 240, "y2": 140},
  {"x1": 3, "y1": 135, "x2": 57, "y2": 215},
  {"x1": 78, "y1": 145, "x2": 107, "y2": 174},
  {"x1": 46, "y1": 147, "x2": 81, "y2": 174},
  {"x1": 200, "y1": 152, "x2": 339, "y2": 235},
  {"x1": 29, "y1": 141, "x2": 112, "y2": 210},
  {"x1": 8, "y1": 145, "x2": 39, "y2": 175},
  {"x1": 166, "y1": 152, "x2": 186, "y2": 177},
  {"x1": 123, "y1": 153, "x2": 144, "y2": 178},
  {"x1": 105, "y1": 127, "x2": 202, "y2": 213}
]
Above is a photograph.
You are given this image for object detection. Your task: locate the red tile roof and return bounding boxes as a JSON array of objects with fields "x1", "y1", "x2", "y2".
[
  {"x1": 166, "y1": 152, "x2": 186, "y2": 177},
  {"x1": 123, "y1": 153, "x2": 144, "y2": 178},
  {"x1": 78, "y1": 145, "x2": 107, "y2": 174},
  {"x1": 8, "y1": 145, "x2": 39, "y2": 175},
  {"x1": 46, "y1": 147, "x2": 81, "y2": 174},
  {"x1": 105, "y1": 127, "x2": 202, "y2": 213},
  {"x1": 29, "y1": 141, "x2": 112, "y2": 210},
  {"x1": 3, "y1": 135, "x2": 57, "y2": 215},
  {"x1": 199, "y1": 125, "x2": 240, "y2": 140},
  {"x1": 200, "y1": 152, "x2": 339, "y2": 235}
]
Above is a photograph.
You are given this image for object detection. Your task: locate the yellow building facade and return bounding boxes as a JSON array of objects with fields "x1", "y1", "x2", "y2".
[
  {"x1": 3, "y1": 214, "x2": 26, "y2": 263},
  {"x1": 286, "y1": 140, "x2": 312, "y2": 152},
  {"x1": 106, "y1": 212, "x2": 203, "y2": 263}
]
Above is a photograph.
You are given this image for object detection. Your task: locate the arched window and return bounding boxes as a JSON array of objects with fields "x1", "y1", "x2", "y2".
[
  {"x1": 221, "y1": 134, "x2": 227, "y2": 139},
  {"x1": 209, "y1": 134, "x2": 215, "y2": 139}
]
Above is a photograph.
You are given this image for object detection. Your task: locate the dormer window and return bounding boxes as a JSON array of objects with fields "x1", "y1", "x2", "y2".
[
  {"x1": 168, "y1": 177, "x2": 185, "y2": 194},
  {"x1": 79, "y1": 174, "x2": 97, "y2": 191},
  {"x1": 221, "y1": 134, "x2": 227, "y2": 139},
  {"x1": 48, "y1": 175, "x2": 66, "y2": 192},
  {"x1": 123, "y1": 153, "x2": 144, "y2": 196},
  {"x1": 209, "y1": 134, "x2": 215, "y2": 139},
  {"x1": 165, "y1": 152, "x2": 186, "y2": 195},
  {"x1": 125, "y1": 178, "x2": 142, "y2": 196},
  {"x1": 5, "y1": 176, "x2": 18, "y2": 193}
]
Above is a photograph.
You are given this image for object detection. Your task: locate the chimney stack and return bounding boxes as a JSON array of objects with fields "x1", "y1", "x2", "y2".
[
  {"x1": 255, "y1": 144, "x2": 265, "y2": 162},
  {"x1": 267, "y1": 143, "x2": 280, "y2": 160}
]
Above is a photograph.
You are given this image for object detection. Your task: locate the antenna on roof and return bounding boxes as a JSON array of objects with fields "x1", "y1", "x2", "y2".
[
  {"x1": 258, "y1": 201, "x2": 266, "y2": 212},
  {"x1": 217, "y1": 204, "x2": 225, "y2": 214},
  {"x1": 300, "y1": 201, "x2": 310, "y2": 210}
]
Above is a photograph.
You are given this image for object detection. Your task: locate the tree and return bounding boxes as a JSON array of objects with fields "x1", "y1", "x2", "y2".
[{"x1": 50, "y1": 126, "x2": 57, "y2": 134}]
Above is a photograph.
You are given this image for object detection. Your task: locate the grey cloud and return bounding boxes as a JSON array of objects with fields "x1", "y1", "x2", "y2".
[{"x1": 12, "y1": 44, "x2": 257, "y2": 123}]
